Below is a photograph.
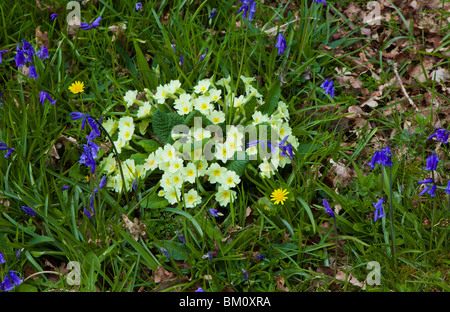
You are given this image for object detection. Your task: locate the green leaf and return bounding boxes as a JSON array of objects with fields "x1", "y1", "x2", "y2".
[
  {"x1": 27, "y1": 235, "x2": 55, "y2": 246},
  {"x1": 297, "y1": 196, "x2": 317, "y2": 234},
  {"x1": 259, "y1": 78, "x2": 281, "y2": 115},
  {"x1": 135, "y1": 139, "x2": 161, "y2": 153},
  {"x1": 152, "y1": 110, "x2": 184, "y2": 144},
  {"x1": 243, "y1": 96, "x2": 258, "y2": 120},
  {"x1": 142, "y1": 192, "x2": 169, "y2": 209},
  {"x1": 133, "y1": 40, "x2": 156, "y2": 89},
  {"x1": 130, "y1": 153, "x2": 147, "y2": 165},
  {"x1": 226, "y1": 152, "x2": 249, "y2": 176}
]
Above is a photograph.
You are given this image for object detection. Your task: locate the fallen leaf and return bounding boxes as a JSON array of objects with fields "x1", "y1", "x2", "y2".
[
  {"x1": 274, "y1": 275, "x2": 289, "y2": 292},
  {"x1": 152, "y1": 265, "x2": 175, "y2": 283},
  {"x1": 121, "y1": 214, "x2": 146, "y2": 241}
]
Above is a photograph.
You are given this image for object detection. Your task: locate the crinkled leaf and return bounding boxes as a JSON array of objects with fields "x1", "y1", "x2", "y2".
[
  {"x1": 152, "y1": 110, "x2": 184, "y2": 144},
  {"x1": 136, "y1": 139, "x2": 161, "y2": 153}
]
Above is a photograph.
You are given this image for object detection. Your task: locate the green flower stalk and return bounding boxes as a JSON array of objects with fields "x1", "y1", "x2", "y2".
[{"x1": 370, "y1": 146, "x2": 396, "y2": 261}]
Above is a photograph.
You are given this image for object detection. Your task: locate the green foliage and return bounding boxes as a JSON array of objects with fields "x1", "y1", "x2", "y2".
[{"x1": 0, "y1": 0, "x2": 448, "y2": 293}]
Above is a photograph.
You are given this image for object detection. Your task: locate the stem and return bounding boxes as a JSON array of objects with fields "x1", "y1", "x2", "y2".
[
  {"x1": 430, "y1": 170, "x2": 437, "y2": 251},
  {"x1": 93, "y1": 118, "x2": 131, "y2": 210},
  {"x1": 447, "y1": 195, "x2": 449, "y2": 259},
  {"x1": 389, "y1": 166, "x2": 396, "y2": 262},
  {"x1": 333, "y1": 216, "x2": 338, "y2": 276}
]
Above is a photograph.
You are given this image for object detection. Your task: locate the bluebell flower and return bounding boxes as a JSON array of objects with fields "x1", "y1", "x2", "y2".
[
  {"x1": 38, "y1": 46, "x2": 49, "y2": 59},
  {"x1": 419, "y1": 185, "x2": 430, "y2": 196},
  {"x1": 0, "y1": 251, "x2": 5, "y2": 264},
  {"x1": 62, "y1": 185, "x2": 69, "y2": 191},
  {"x1": 427, "y1": 127, "x2": 450, "y2": 144},
  {"x1": 427, "y1": 183, "x2": 437, "y2": 197},
  {"x1": 28, "y1": 65, "x2": 38, "y2": 79},
  {"x1": 0, "y1": 49, "x2": 8, "y2": 64},
  {"x1": 50, "y1": 13, "x2": 58, "y2": 21},
  {"x1": 257, "y1": 253, "x2": 264, "y2": 261},
  {"x1": 79, "y1": 16, "x2": 102, "y2": 30},
  {"x1": 200, "y1": 47, "x2": 209, "y2": 61},
  {"x1": 274, "y1": 32, "x2": 287, "y2": 55},
  {"x1": 209, "y1": 8, "x2": 218, "y2": 19},
  {"x1": 0, "y1": 142, "x2": 14, "y2": 158},
  {"x1": 445, "y1": 180, "x2": 450, "y2": 195},
  {"x1": 195, "y1": 287, "x2": 204, "y2": 292},
  {"x1": 135, "y1": 2, "x2": 143, "y2": 11},
  {"x1": 21, "y1": 206, "x2": 36, "y2": 216},
  {"x1": 70, "y1": 112, "x2": 101, "y2": 136},
  {"x1": 247, "y1": 135, "x2": 294, "y2": 159},
  {"x1": 79, "y1": 139, "x2": 100, "y2": 174},
  {"x1": 39, "y1": 91, "x2": 57, "y2": 105},
  {"x1": 14, "y1": 48, "x2": 26, "y2": 67},
  {"x1": 241, "y1": 269, "x2": 249, "y2": 281},
  {"x1": 202, "y1": 252, "x2": 213, "y2": 262},
  {"x1": 279, "y1": 135, "x2": 294, "y2": 159},
  {"x1": 209, "y1": 208, "x2": 222, "y2": 217},
  {"x1": 315, "y1": 0, "x2": 326, "y2": 5},
  {"x1": 99, "y1": 175, "x2": 107, "y2": 189},
  {"x1": 180, "y1": 54, "x2": 184, "y2": 66},
  {"x1": 320, "y1": 78, "x2": 335, "y2": 98},
  {"x1": 237, "y1": 0, "x2": 255, "y2": 19},
  {"x1": 0, "y1": 90, "x2": 3, "y2": 105},
  {"x1": 323, "y1": 199, "x2": 335, "y2": 218},
  {"x1": 248, "y1": 1, "x2": 256, "y2": 21},
  {"x1": 373, "y1": 198, "x2": 386, "y2": 222},
  {"x1": 20, "y1": 40, "x2": 35, "y2": 62},
  {"x1": 423, "y1": 153, "x2": 439, "y2": 171},
  {"x1": 1, "y1": 270, "x2": 23, "y2": 292},
  {"x1": 176, "y1": 230, "x2": 186, "y2": 245},
  {"x1": 160, "y1": 247, "x2": 170, "y2": 259},
  {"x1": 418, "y1": 178, "x2": 434, "y2": 184},
  {"x1": 132, "y1": 178, "x2": 138, "y2": 191},
  {"x1": 83, "y1": 207, "x2": 94, "y2": 219},
  {"x1": 369, "y1": 146, "x2": 393, "y2": 169}
]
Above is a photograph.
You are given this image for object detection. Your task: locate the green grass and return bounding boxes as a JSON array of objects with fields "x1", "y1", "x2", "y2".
[{"x1": 0, "y1": 0, "x2": 449, "y2": 292}]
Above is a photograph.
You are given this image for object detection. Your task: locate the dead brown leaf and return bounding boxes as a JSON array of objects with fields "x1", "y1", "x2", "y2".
[
  {"x1": 121, "y1": 214, "x2": 146, "y2": 241},
  {"x1": 274, "y1": 275, "x2": 289, "y2": 292}
]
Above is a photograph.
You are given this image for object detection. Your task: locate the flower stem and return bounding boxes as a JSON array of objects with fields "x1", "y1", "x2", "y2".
[
  {"x1": 430, "y1": 170, "x2": 437, "y2": 251},
  {"x1": 389, "y1": 166, "x2": 396, "y2": 262},
  {"x1": 333, "y1": 216, "x2": 338, "y2": 276},
  {"x1": 93, "y1": 118, "x2": 130, "y2": 210}
]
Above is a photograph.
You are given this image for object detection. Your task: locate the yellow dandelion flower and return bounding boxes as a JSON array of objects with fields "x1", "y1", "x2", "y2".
[
  {"x1": 270, "y1": 188, "x2": 289, "y2": 205},
  {"x1": 68, "y1": 81, "x2": 85, "y2": 94}
]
